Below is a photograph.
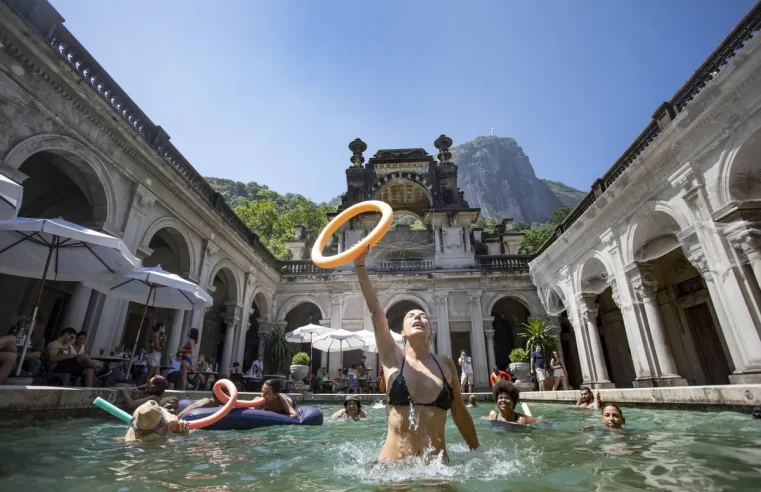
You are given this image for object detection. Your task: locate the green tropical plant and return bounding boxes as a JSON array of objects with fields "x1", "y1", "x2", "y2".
[
  {"x1": 520, "y1": 317, "x2": 559, "y2": 354},
  {"x1": 508, "y1": 348, "x2": 529, "y2": 363},
  {"x1": 264, "y1": 326, "x2": 297, "y2": 374},
  {"x1": 291, "y1": 352, "x2": 310, "y2": 366}
]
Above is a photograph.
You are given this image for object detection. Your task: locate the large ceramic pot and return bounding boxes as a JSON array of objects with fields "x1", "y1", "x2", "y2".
[
  {"x1": 290, "y1": 364, "x2": 310, "y2": 382},
  {"x1": 509, "y1": 362, "x2": 531, "y2": 382}
]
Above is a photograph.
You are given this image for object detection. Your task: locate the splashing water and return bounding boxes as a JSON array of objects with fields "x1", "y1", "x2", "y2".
[{"x1": 0, "y1": 404, "x2": 759, "y2": 491}]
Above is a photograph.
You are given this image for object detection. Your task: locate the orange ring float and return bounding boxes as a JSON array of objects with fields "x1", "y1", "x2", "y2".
[
  {"x1": 311, "y1": 200, "x2": 393, "y2": 268},
  {"x1": 186, "y1": 379, "x2": 238, "y2": 429}
]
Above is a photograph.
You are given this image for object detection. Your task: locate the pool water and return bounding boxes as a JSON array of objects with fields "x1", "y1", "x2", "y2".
[{"x1": 0, "y1": 402, "x2": 759, "y2": 491}]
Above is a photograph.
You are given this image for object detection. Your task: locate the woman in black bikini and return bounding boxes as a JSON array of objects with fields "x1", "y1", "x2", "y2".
[
  {"x1": 484, "y1": 380, "x2": 537, "y2": 425},
  {"x1": 355, "y1": 247, "x2": 478, "y2": 462}
]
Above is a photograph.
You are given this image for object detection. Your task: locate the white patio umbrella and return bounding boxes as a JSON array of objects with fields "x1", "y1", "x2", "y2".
[
  {"x1": 312, "y1": 329, "x2": 366, "y2": 369},
  {"x1": 0, "y1": 217, "x2": 140, "y2": 376},
  {"x1": 85, "y1": 265, "x2": 213, "y2": 377},
  {"x1": 0, "y1": 173, "x2": 22, "y2": 220},
  {"x1": 356, "y1": 329, "x2": 405, "y2": 353},
  {"x1": 285, "y1": 323, "x2": 334, "y2": 367}
]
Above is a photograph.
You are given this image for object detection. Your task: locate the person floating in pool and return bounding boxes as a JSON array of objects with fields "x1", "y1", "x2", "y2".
[
  {"x1": 119, "y1": 375, "x2": 168, "y2": 411},
  {"x1": 582, "y1": 404, "x2": 626, "y2": 432},
  {"x1": 354, "y1": 246, "x2": 479, "y2": 462},
  {"x1": 244, "y1": 378, "x2": 299, "y2": 419},
  {"x1": 483, "y1": 380, "x2": 538, "y2": 425},
  {"x1": 331, "y1": 395, "x2": 369, "y2": 420},
  {"x1": 124, "y1": 400, "x2": 190, "y2": 443},
  {"x1": 577, "y1": 386, "x2": 602, "y2": 410}
]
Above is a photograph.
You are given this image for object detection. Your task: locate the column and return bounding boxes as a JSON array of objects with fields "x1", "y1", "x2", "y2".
[
  {"x1": 578, "y1": 294, "x2": 613, "y2": 387},
  {"x1": 601, "y1": 228, "x2": 657, "y2": 383},
  {"x1": 630, "y1": 264, "x2": 685, "y2": 384},
  {"x1": 467, "y1": 291, "x2": 489, "y2": 388},
  {"x1": 235, "y1": 320, "x2": 250, "y2": 367},
  {"x1": 257, "y1": 320, "x2": 271, "y2": 359},
  {"x1": 434, "y1": 226, "x2": 442, "y2": 253},
  {"x1": 220, "y1": 313, "x2": 238, "y2": 376},
  {"x1": 164, "y1": 309, "x2": 185, "y2": 365},
  {"x1": 464, "y1": 227, "x2": 472, "y2": 253},
  {"x1": 329, "y1": 296, "x2": 343, "y2": 371},
  {"x1": 434, "y1": 292, "x2": 452, "y2": 358},
  {"x1": 728, "y1": 227, "x2": 761, "y2": 293},
  {"x1": 484, "y1": 328, "x2": 496, "y2": 375},
  {"x1": 62, "y1": 283, "x2": 92, "y2": 330}
]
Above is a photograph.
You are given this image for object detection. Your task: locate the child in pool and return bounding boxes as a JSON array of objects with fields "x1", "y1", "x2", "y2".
[
  {"x1": 467, "y1": 395, "x2": 477, "y2": 407},
  {"x1": 582, "y1": 404, "x2": 626, "y2": 431},
  {"x1": 124, "y1": 400, "x2": 190, "y2": 443}
]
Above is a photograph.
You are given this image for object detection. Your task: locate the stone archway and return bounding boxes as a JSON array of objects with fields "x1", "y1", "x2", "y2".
[
  {"x1": 0, "y1": 145, "x2": 116, "y2": 342},
  {"x1": 120, "y1": 225, "x2": 194, "y2": 363},
  {"x1": 283, "y1": 302, "x2": 323, "y2": 373},
  {"x1": 490, "y1": 296, "x2": 530, "y2": 370}
]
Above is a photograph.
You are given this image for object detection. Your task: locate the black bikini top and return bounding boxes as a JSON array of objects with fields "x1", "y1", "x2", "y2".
[{"x1": 387, "y1": 356, "x2": 453, "y2": 411}]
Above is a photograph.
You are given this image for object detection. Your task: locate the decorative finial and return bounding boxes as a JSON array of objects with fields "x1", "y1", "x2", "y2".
[
  {"x1": 434, "y1": 134, "x2": 453, "y2": 164},
  {"x1": 491, "y1": 127, "x2": 495, "y2": 136},
  {"x1": 349, "y1": 138, "x2": 367, "y2": 168}
]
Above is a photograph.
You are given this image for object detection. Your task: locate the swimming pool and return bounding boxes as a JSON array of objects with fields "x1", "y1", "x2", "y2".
[{"x1": 0, "y1": 402, "x2": 758, "y2": 491}]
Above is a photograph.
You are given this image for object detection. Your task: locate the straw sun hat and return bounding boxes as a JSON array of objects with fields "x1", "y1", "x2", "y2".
[{"x1": 125, "y1": 400, "x2": 173, "y2": 442}]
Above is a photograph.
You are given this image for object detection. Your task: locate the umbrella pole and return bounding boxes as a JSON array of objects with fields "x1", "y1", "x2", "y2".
[
  {"x1": 126, "y1": 285, "x2": 154, "y2": 379},
  {"x1": 16, "y1": 237, "x2": 56, "y2": 377}
]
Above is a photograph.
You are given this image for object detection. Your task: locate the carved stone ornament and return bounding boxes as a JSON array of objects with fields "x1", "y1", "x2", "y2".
[
  {"x1": 608, "y1": 279, "x2": 621, "y2": 308},
  {"x1": 580, "y1": 307, "x2": 598, "y2": 326},
  {"x1": 349, "y1": 138, "x2": 367, "y2": 167},
  {"x1": 632, "y1": 277, "x2": 658, "y2": 300},
  {"x1": 373, "y1": 149, "x2": 429, "y2": 160},
  {"x1": 484, "y1": 329, "x2": 495, "y2": 342},
  {"x1": 688, "y1": 252, "x2": 713, "y2": 282}
]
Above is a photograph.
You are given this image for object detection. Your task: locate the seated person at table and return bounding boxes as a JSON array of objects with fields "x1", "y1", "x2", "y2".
[
  {"x1": 72, "y1": 331, "x2": 104, "y2": 373},
  {"x1": 332, "y1": 395, "x2": 369, "y2": 420},
  {"x1": 250, "y1": 379, "x2": 298, "y2": 419},
  {"x1": 230, "y1": 362, "x2": 242, "y2": 375},
  {"x1": 483, "y1": 380, "x2": 538, "y2": 425},
  {"x1": 0, "y1": 334, "x2": 17, "y2": 384},
  {"x1": 166, "y1": 353, "x2": 185, "y2": 388},
  {"x1": 120, "y1": 375, "x2": 168, "y2": 411},
  {"x1": 46, "y1": 328, "x2": 96, "y2": 387},
  {"x1": 192, "y1": 355, "x2": 211, "y2": 390},
  {"x1": 124, "y1": 400, "x2": 190, "y2": 443}
]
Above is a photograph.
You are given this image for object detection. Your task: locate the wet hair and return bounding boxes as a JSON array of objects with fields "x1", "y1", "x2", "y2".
[
  {"x1": 580, "y1": 386, "x2": 592, "y2": 393},
  {"x1": 60, "y1": 327, "x2": 77, "y2": 337},
  {"x1": 264, "y1": 378, "x2": 281, "y2": 394},
  {"x1": 188, "y1": 328, "x2": 199, "y2": 342},
  {"x1": 752, "y1": 406, "x2": 761, "y2": 419},
  {"x1": 149, "y1": 376, "x2": 167, "y2": 396},
  {"x1": 602, "y1": 403, "x2": 625, "y2": 424},
  {"x1": 492, "y1": 380, "x2": 520, "y2": 407},
  {"x1": 469, "y1": 395, "x2": 477, "y2": 405}
]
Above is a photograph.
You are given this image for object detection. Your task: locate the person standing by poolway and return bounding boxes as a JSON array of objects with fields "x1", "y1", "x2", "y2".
[
  {"x1": 458, "y1": 350, "x2": 474, "y2": 393},
  {"x1": 354, "y1": 246, "x2": 479, "y2": 462},
  {"x1": 530, "y1": 344, "x2": 547, "y2": 391}
]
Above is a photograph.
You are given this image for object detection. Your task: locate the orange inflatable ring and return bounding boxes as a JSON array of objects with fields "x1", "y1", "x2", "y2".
[
  {"x1": 186, "y1": 379, "x2": 238, "y2": 429},
  {"x1": 215, "y1": 382, "x2": 266, "y2": 409},
  {"x1": 311, "y1": 200, "x2": 393, "y2": 268}
]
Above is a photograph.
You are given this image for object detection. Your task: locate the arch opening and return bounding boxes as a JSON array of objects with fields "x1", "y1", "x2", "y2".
[
  {"x1": 490, "y1": 297, "x2": 530, "y2": 371},
  {"x1": 284, "y1": 302, "x2": 322, "y2": 373}
]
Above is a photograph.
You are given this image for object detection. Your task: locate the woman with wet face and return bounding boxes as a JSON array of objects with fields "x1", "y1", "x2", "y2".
[
  {"x1": 331, "y1": 395, "x2": 369, "y2": 420},
  {"x1": 354, "y1": 246, "x2": 479, "y2": 462},
  {"x1": 484, "y1": 380, "x2": 538, "y2": 425}
]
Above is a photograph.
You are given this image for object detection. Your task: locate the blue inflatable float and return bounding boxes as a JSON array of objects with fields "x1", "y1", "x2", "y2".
[{"x1": 177, "y1": 399, "x2": 323, "y2": 430}]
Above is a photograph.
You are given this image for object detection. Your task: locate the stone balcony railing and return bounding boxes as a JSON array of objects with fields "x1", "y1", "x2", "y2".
[
  {"x1": 537, "y1": 2, "x2": 761, "y2": 255},
  {"x1": 476, "y1": 255, "x2": 532, "y2": 271},
  {"x1": 279, "y1": 255, "x2": 532, "y2": 275}
]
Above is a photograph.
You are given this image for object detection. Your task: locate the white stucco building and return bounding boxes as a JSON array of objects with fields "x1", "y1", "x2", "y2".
[
  {"x1": 0, "y1": 0, "x2": 548, "y2": 389},
  {"x1": 530, "y1": 4, "x2": 761, "y2": 387}
]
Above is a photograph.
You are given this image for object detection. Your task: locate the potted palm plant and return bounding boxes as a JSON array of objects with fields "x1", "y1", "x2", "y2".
[
  {"x1": 264, "y1": 326, "x2": 297, "y2": 375},
  {"x1": 520, "y1": 317, "x2": 559, "y2": 355},
  {"x1": 290, "y1": 352, "x2": 311, "y2": 381}
]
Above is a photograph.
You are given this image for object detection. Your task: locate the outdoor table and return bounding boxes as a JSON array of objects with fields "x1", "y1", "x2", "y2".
[
  {"x1": 319, "y1": 378, "x2": 333, "y2": 393},
  {"x1": 92, "y1": 356, "x2": 130, "y2": 385},
  {"x1": 242, "y1": 375, "x2": 262, "y2": 392}
]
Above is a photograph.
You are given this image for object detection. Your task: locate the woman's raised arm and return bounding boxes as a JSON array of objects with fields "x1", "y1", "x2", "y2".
[{"x1": 354, "y1": 247, "x2": 400, "y2": 369}]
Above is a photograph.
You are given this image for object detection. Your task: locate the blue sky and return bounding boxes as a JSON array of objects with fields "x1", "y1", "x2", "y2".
[{"x1": 50, "y1": 0, "x2": 756, "y2": 204}]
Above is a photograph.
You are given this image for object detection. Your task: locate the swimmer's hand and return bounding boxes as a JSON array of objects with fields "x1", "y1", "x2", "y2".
[{"x1": 170, "y1": 420, "x2": 191, "y2": 434}]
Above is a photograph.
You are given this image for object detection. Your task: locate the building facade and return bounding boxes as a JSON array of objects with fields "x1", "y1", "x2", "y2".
[
  {"x1": 530, "y1": 5, "x2": 761, "y2": 387},
  {"x1": 0, "y1": 0, "x2": 543, "y2": 389}
]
